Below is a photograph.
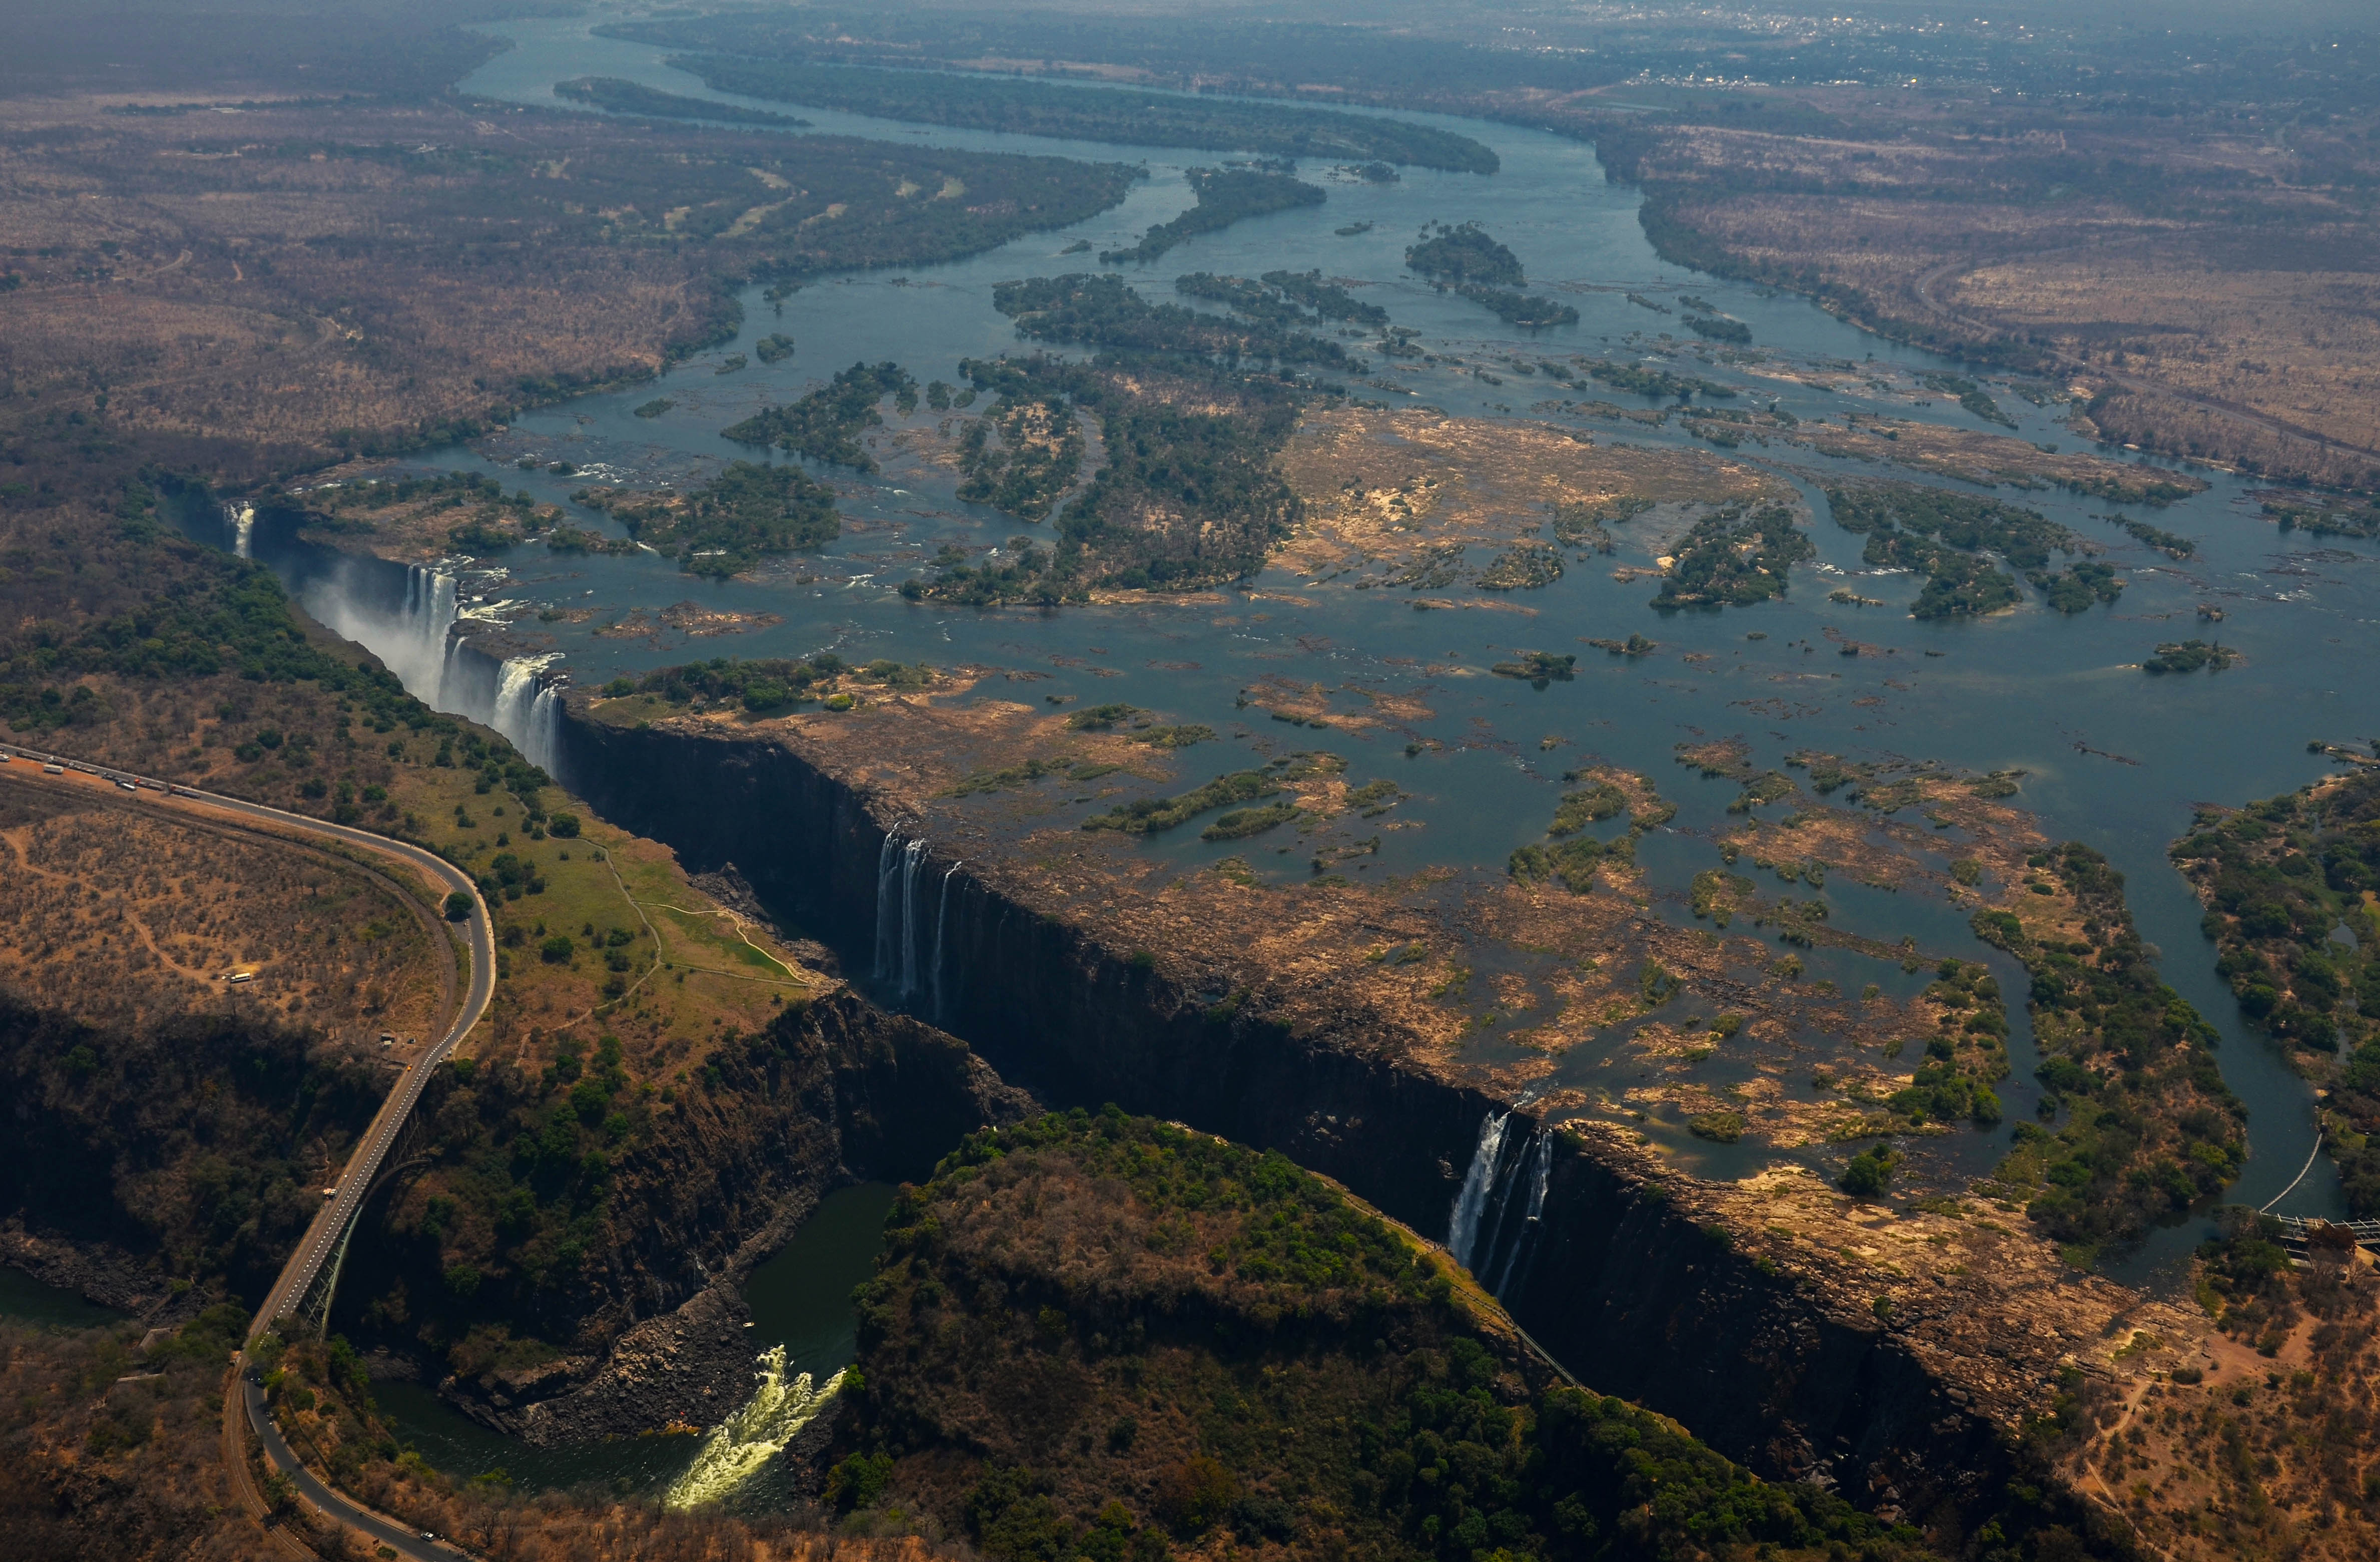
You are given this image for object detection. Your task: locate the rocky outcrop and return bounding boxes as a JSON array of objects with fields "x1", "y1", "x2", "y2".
[{"x1": 0, "y1": 1220, "x2": 206, "y2": 1326}]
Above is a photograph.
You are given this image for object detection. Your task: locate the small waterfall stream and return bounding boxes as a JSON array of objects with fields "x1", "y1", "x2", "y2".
[
  {"x1": 873, "y1": 834, "x2": 902, "y2": 980},
  {"x1": 931, "y1": 861, "x2": 961, "y2": 1025},
  {"x1": 898, "y1": 839, "x2": 928, "y2": 1000},
  {"x1": 1447, "y1": 1111, "x2": 1512, "y2": 1271},
  {"x1": 224, "y1": 500, "x2": 255, "y2": 560},
  {"x1": 1490, "y1": 1132, "x2": 1554, "y2": 1297}
]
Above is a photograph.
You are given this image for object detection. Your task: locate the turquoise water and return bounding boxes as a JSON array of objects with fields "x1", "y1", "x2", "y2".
[
  {"x1": 742, "y1": 1182, "x2": 899, "y2": 1383},
  {"x1": 372, "y1": 1182, "x2": 894, "y2": 1492},
  {"x1": 242, "y1": 16, "x2": 2378, "y2": 1287},
  {"x1": 0, "y1": 1267, "x2": 127, "y2": 1330}
]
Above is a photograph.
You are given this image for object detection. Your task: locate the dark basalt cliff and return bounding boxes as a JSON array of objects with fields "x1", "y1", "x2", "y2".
[
  {"x1": 552, "y1": 700, "x2": 2135, "y2": 1547},
  {"x1": 336, "y1": 990, "x2": 1034, "y2": 1442}
]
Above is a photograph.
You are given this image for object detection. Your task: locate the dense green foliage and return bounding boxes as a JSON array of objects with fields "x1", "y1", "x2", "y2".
[
  {"x1": 607, "y1": 653, "x2": 853, "y2": 712},
  {"x1": 1824, "y1": 482, "x2": 2082, "y2": 620},
  {"x1": 1175, "y1": 269, "x2": 1388, "y2": 328},
  {"x1": 1682, "y1": 313, "x2": 1751, "y2": 344},
  {"x1": 572, "y1": 461, "x2": 839, "y2": 576},
  {"x1": 1975, "y1": 843, "x2": 2245, "y2": 1252},
  {"x1": 0, "y1": 992, "x2": 381, "y2": 1304},
  {"x1": 1477, "y1": 543, "x2": 1565, "y2": 590},
  {"x1": 2142, "y1": 639, "x2": 2239, "y2": 674},
  {"x1": 833, "y1": 1107, "x2": 1937, "y2": 1562},
  {"x1": 2030, "y1": 561, "x2": 2123, "y2": 614},
  {"x1": 1083, "y1": 767, "x2": 1279, "y2": 836},
  {"x1": 1649, "y1": 502, "x2": 1811, "y2": 610},
  {"x1": 2172, "y1": 771, "x2": 2380, "y2": 1214},
  {"x1": 1457, "y1": 286, "x2": 1580, "y2": 329},
  {"x1": 1577, "y1": 358, "x2": 1736, "y2": 403},
  {"x1": 554, "y1": 76, "x2": 811, "y2": 127},
  {"x1": 350, "y1": 1035, "x2": 656, "y2": 1365},
  {"x1": 958, "y1": 393, "x2": 1084, "y2": 521},
  {"x1": 722, "y1": 361, "x2": 917, "y2": 471},
  {"x1": 1405, "y1": 223, "x2": 1524, "y2": 288},
  {"x1": 1887, "y1": 960, "x2": 2010, "y2": 1129},
  {"x1": 1261, "y1": 268, "x2": 1390, "y2": 326},
  {"x1": 2102, "y1": 513, "x2": 2195, "y2": 558},
  {"x1": 1508, "y1": 775, "x2": 1667, "y2": 895},
  {"x1": 657, "y1": 57, "x2": 1498, "y2": 172},
  {"x1": 1101, "y1": 169, "x2": 1326, "y2": 266},
  {"x1": 910, "y1": 353, "x2": 1303, "y2": 599},
  {"x1": 1489, "y1": 650, "x2": 1576, "y2": 689},
  {"x1": 993, "y1": 274, "x2": 1353, "y2": 372}
]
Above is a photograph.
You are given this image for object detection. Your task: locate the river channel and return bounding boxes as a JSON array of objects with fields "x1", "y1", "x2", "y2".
[{"x1": 212, "y1": 9, "x2": 2379, "y2": 1302}]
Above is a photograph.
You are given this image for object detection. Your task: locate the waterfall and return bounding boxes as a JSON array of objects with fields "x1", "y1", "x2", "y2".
[
  {"x1": 1491, "y1": 1131, "x2": 1554, "y2": 1297},
  {"x1": 384, "y1": 563, "x2": 459, "y2": 706},
  {"x1": 898, "y1": 839, "x2": 928, "y2": 1000},
  {"x1": 931, "y1": 861, "x2": 961, "y2": 1024},
  {"x1": 661, "y1": 1348, "x2": 841, "y2": 1511},
  {"x1": 873, "y1": 834, "x2": 901, "y2": 980},
  {"x1": 488, "y1": 653, "x2": 564, "y2": 771},
  {"x1": 226, "y1": 501, "x2": 255, "y2": 559},
  {"x1": 525, "y1": 681, "x2": 563, "y2": 779},
  {"x1": 1446, "y1": 1111, "x2": 1511, "y2": 1271}
]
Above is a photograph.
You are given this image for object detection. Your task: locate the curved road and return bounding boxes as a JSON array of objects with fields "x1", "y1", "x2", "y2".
[{"x1": 5, "y1": 744, "x2": 494, "y2": 1558}]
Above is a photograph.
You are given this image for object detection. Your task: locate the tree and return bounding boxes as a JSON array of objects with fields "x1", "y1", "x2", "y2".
[
  {"x1": 443, "y1": 891, "x2": 474, "y2": 921},
  {"x1": 1840, "y1": 1148, "x2": 1894, "y2": 1197}
]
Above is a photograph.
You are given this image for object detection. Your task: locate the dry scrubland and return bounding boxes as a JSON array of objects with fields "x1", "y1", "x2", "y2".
[
  {"x1": 0, "y1": 94, "x2": 1129, "y2": 494},
  {"x1": 1575, "y1": 95, "x2": 2380, "y2": 491},
  {"x1": 0, "y1": 770, "x2": 447, "y2": 1042},
  {"x1": 1272, "y1": 405, "x2": 1786, "y2": 583}
]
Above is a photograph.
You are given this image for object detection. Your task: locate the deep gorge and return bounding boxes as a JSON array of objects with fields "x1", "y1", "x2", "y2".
[{"x1": 548, "y1": 696, "x2": 2071, "y2": 1538}]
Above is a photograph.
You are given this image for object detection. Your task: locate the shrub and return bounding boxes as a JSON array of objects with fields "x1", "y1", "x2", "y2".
[{"x1": 1841, "y1": 1148, "x2": 1894, "y2": 1197}]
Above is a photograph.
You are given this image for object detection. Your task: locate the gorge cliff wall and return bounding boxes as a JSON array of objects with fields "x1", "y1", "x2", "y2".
[{"x1": 550, "y1": 702, "x2": 2123, "y2": 1541}]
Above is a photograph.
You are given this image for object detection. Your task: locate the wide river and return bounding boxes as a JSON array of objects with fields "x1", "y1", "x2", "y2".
[{"x1": 240, "y1": 11, "x2": 2376, "y2": 1295}]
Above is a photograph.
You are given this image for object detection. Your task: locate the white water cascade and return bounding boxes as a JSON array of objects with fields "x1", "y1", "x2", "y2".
[
  {"x1": 489, "y1": 653, "x2": 564, "y2": 775},
  {"x1": 873, "y1": 834, "x2": 902, "y2": 980},
  {"x1": 1446, "y1": 1111, "x2": 1512, "y2": 1271},
  {"x1": 294, "y1": 560, "x2": 459, "y2": 706},
  {"x1": 897, "y1": 838, "x2": 929, "y2": 999},
  {"x1": 931, "y1": 861, "x2": 961, "y2": 1024},
  {"x1": 1491, "y1": 1131, "x2": 1555, "y2": 1297},
  {"x1": 225, "y1": 501, "x2": 255, "y2": 559},
  {"x1": 662, "y1": 1348, "x2": 841, "y2": 1511}
]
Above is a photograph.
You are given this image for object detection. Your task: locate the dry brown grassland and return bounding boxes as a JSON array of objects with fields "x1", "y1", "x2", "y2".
[
  {"x1": 1272, "y1": 404, "x2": 1789, "y2": 584},
  {"x1": 0, "y1": 93, "x2": 1130, "y2": 493},
  {"x1": 1556, "y1": 87, "x2": 2380, "y2": 493}
]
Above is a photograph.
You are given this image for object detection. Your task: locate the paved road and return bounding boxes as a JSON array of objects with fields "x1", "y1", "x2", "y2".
[
  {"x1": 246, "y1": 1375, "x2": 462, "y2": 1561},
  {"x1": 4, "y1": 743, "x2": 495, "y2": 1557}
]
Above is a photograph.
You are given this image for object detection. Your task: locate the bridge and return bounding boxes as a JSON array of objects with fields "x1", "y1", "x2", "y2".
[{"x1": 7, "y1": 743, "x2": 495, "y2": 1559}]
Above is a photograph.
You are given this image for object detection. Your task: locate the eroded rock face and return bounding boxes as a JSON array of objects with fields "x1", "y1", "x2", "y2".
[
  {"x1": 342, "y1": 990, "x2": 1035, "y2": 1442},
  {"x1": 547, "y1": 696, "x2": 2162, "y2": 1546}
]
